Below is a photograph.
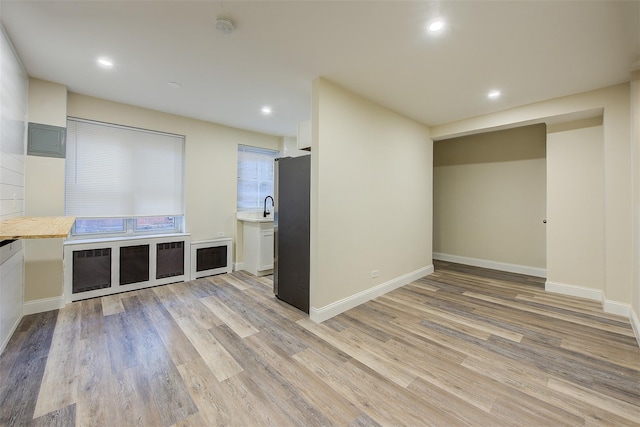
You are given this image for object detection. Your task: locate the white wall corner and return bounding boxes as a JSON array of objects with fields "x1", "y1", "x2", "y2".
[
  {"x1": 630, "y1": 308, "x2": 640, "y2": 348},
  {"x1": 544, "y1": 280, "x2": 603, "y2": 301},
  {"x1": 602, "y1": 298, "x2": 631, "y2": 317},
  {"x1": 309, "y1": 264, "x2": 434, "y2": 323},
  {"x1": 233, "y1": 262, "x2": 244, "y2": 272},
  {"x1": 23, "y1": 295, "x2": 65, "y2": 315},
  {"x1": 545, "y1": 282, "x2": 636, "y2": 340},
  {"x1": 433, "y1": 252, "x2": 546, "y2": 278}
]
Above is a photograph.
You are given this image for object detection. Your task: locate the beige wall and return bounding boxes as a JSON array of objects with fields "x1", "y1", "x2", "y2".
[
  {"x1": 432, "y1": 83, "x2": 633, "y2": 311},
  {"x1": 24, "y1": 79, "x2": 67, "y2": 302},
  {"x1": 547, "y1": 123, "x2": 605, "y2": 293},
  {"x1": 433, "y1": 124, "x2": 546, "y2": 271},
  {"x1": 24, "y1": 84, "x2": 280, "y2": 302},
  {"x1": 632, "y1": 70, "x2": 640, "y2": 324},
  {"x1": 311, "y1": 78, "x2": 432, "y2": 314}
]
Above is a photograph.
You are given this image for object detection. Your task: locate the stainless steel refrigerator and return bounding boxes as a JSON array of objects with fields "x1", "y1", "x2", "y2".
[{"x1": 274, "y1": 155, "x2": 310, "y2": 313}]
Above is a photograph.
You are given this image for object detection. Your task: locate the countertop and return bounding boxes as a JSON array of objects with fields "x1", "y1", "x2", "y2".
[
  {"x1": 0, "y1": 216, "x2": 76, "y2": 240},
  {"x1": 236, "y1": 212, "x2": 274, "y2": 223}
]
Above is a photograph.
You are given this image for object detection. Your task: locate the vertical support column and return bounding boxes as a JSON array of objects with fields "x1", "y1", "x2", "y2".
[{"x1": 601, "y1": 84, "x2": 633, "y2": 315}]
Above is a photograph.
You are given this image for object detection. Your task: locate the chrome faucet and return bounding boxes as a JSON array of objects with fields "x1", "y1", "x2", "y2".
[{"x1": 263, "y1": 196, "x2": 274, "y2": 217}]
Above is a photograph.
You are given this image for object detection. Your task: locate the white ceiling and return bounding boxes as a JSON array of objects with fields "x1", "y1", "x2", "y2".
[{"x1": 1, "y1": 1, "x2": 639, "y2": 137}]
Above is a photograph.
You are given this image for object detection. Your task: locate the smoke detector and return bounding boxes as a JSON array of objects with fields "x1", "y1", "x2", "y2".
[{"x1": 215, "y1": 16, "x2": 234, "y2": 34}]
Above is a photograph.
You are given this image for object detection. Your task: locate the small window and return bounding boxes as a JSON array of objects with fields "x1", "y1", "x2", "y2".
[
  {"x1": 237, "y1": 145, "x2": 278, "y2": 211},
  {"x1": 135, "y1": 216, "x2": 178, "y2": 232},
  {"x1": 71, "y1": 216, "x2": 183, "y2": 237},
  {"x1": 65, "y1": 118, "x2": 185, "y2": 239},
  {"x1": 74, "y1": 218, "x2": 125, "y2": 235}
]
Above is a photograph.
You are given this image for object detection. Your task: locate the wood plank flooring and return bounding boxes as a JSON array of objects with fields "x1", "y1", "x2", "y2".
[{"x1": 1, "y1": 261, "x2": 639, "y2": 426}]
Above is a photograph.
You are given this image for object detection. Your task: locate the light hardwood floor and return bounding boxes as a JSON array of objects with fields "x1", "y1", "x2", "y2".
[{"x1": 1, "y1": 261, "x2": 639, "y2": 426}]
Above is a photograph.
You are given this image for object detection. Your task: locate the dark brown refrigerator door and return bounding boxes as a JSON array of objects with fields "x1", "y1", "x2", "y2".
[{"x1": 274, "y1": 155, "x2": 310, "y2": 313}]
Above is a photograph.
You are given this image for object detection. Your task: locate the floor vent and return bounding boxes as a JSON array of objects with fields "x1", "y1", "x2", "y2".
[
  {"x1": 120, "y1": 245, "x2": 150, "y2": 285},
  {"x1": 191, "y1": 238, "x2": 232, "y2": 279},
  {"x1": 197, "y1": 245, "x2": 227, "y2": 272},
  {"x1": 157, "y1": 241, "x2": 184, "y2": 279},
  {"x1": 64, "y1": 235, "x2": 190, "y2": 302},
  {"x1": 72, "y1": 248, "x2": 111, "y2": 294}
]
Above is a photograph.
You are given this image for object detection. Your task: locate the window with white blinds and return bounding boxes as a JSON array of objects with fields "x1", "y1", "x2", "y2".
[
  {"x1": 237, "y1": 145, "x2": 278, "y2": 211},
  {"x1": 65, "y1": 118, "x2": 185, "y2": 219}
]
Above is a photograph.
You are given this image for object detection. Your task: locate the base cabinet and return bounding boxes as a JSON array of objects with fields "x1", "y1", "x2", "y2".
[
  {"x1": 242, "y1": 221, "x2": 274, "y2": 276},
  {"x1": 0, "y1": 241, "x2": 24, "y2": 354}
]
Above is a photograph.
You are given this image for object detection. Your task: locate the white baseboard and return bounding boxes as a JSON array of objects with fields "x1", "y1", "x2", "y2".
[
  {"x1": 546, "y1": 281, "x2": 637, "y2": 344},
  {"x1": 433, "y1": 252, "x2": 546, "y2": 278},
  {"x1": 545, "y1": 281, "x2": 603, "y2": 301},
  {"x1": 630, "y1": 309, "x2": 640, "y2": 348},
  {"x1": 603, "y1": 299, "x2": 630, "y2": 317},
  {"x1": 233, "y1": 262, "x2": 244, "y2": 272},
  {"x1": 309, "y1": 264, "x2": 434, "y2": 323},
  {"x1": 0, "y1": 314, "x2": 22, "y2": 356},
  {"x1": 545, "y1": 281, "x2": 630, "y2": 315},
  {"x1": 23, "y1": 295, "x2": 65, "y2": 315}
]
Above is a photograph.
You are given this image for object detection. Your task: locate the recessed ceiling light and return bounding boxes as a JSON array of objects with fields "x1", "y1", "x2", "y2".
[
  {"x1": 167, "y1": 81, "x2": 182, "y2": 89},
  {"x1": 97, "y1": 57, "x2": 113, "y2": 68},
  {"x1": 428, "y1": 20, "x2": 445, "y2": 32},
  {"x1": 488, "y1": 90, "x2": 501, "y2": 99},
  {"x1": 261, "y1": 106, "x2": 272, "y2": 115}
]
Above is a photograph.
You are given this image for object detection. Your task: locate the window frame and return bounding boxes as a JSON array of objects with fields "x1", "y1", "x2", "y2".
[
  {"x1": 70, "y1": 216, "x2": 184, "y2": 238},
  {"x1": 237, "y1": 144, "x2": 279, "y2": 212},
  {"x1": 65, "y1": 118, "x2": 186, "y2": 239}
]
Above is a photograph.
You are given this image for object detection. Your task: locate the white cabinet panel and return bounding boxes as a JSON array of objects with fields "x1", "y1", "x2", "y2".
[
  {"x1": 0, "y1": 246, "x2": 24, "y2": 353},
  {"x1": 241, "y1": 221, "x2": 274, "y2": 276},
  {"x1": 259, "y1": 229, "x2": 274, "y2": 271}
]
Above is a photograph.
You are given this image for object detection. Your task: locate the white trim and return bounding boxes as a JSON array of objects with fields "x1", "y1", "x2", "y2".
[
  {"x1": 23, "y1": 296, "x2": 65, "y2": 315},
  {"x1": 603, "y1": 299, "x2": 630, "y2": 317},
  {"x1": 630, "y1": 309, "x2": 640, "y2": 348},
  {"x1": 309, "y1": 265, "x2": 434, "y2": 323},
  {"x1": 545, "y1": 281, "x2": 636, "y2": 334},
  {"x1": 65, "y1": 232, "x2": 189, "y2": 245},
  {"x1": 433, "y1": 252, "x2": 546, "y2": 278},
  {"x1": 0, "y1": 314, "x2": 22, "y2": 355},
  {"x1": 233, "y1": 262, "x2": 244, "y2": 272},
  {"x1": 545, "y1": 280, "x2": 603, "y2": 301},
  {"x1": 63, "y1": 234, "x2": 191, "y2": 303},
  {"x1": 190, "y1": 238, "x2": 232, "y2": 280}
]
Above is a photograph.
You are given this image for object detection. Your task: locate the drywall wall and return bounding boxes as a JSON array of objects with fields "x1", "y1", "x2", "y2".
[
  {"x1": 24, "y1": 79, "x2": 67, "y2": 304},
  {"x1": 310, "y1": 78, "x2": 432, "y2": 321},
  {"x1": 431, "y1": 83, "x2": 632, "y2": 312},
  {"x1": 0, "y1": 24, "x2": 28, "y2": 353},
  {"x1": 631, "y1": 70, "x2": 640, "y2": 334},
  {"x1": 0, "y1": 27, "x2": 27, "y2": 221},
  {"x1": 433, "y1": 124, "x2": 546, "y2": 274},
  {"x1": 546, "y1": 123, "x2": 605, "y2": 294}
]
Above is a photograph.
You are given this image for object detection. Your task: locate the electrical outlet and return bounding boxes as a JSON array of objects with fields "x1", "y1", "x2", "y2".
[
  {"x1": 371, "y1": 270, "x2": 379, "y2": 278},
  {"x1": 217, "y1": 232, "x2": 225, "y2": 237}
]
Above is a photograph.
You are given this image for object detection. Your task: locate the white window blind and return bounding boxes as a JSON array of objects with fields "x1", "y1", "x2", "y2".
[
  {"x1": 65, "y1": 118, "x2": 185, "y2": 217},
  {"x1": 237, "y1": 145, "x2": 278, "y2": 211}
]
